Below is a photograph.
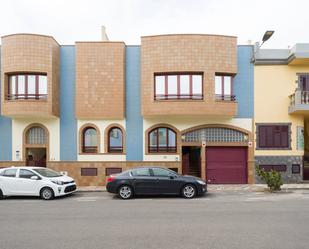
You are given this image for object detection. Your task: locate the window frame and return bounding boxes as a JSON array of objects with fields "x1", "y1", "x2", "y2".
[
  {"x1": 82, "y1": 127, "x2": 98, "y2": 154},
  {"x1": 18, "y1": 169, "x2": 40, "y2": 179},
  {"x1": 108, "y1": 127, "x2": 123, "y2": 153},
  {"x1": 215, "y1": 74, "x2": 235, "y2": 101},
  {"x1": 7, "y1": 73, "x2": 48, "y2": 101},
  {"x1": 154, "y1": 72, "x2": 203, "y2": 100},
  {"x1": 1, "y1": 169, "x2": 17, "y2": 178},
  {"x1": 256, "y1": 123, "x2": 292, "y2": 150},
  {"x1": 131, "y1": 168, "x2": 151, "y2": 177},
  {"x1": 148, "y1": 127, "x2": 177, "y2": 153}
]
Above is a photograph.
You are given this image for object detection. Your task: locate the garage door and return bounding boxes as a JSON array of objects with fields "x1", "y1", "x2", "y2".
[{"x1": 206, "y1": 147, "x2": 247, "y2": 184}]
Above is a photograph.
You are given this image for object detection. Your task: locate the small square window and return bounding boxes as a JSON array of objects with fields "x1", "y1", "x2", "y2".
[{"x1": 292, "y1": 164, "x2": 301, "y2": 174}]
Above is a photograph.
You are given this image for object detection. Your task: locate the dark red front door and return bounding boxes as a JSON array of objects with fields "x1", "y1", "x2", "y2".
[{"x1": 206, "y1": 147, "x2": 247, "y2": 184}]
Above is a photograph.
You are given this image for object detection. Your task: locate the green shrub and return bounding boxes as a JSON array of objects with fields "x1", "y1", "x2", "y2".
[{"x1": 256, "y1": 165, "x2": 283, "y2": 192}]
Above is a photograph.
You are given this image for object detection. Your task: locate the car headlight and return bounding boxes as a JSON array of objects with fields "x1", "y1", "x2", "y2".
[
  {"x1": 51, "y1": 180, "x2": 64, "y2": 185},
  {"x1": 196, "y1": 180, "x2": 206, "y2": 185}
]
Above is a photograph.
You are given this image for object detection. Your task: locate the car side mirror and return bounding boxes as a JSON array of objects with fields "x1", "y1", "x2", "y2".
[{"x1": 31, "y1": 176, "x2": 39, "y2": 180}]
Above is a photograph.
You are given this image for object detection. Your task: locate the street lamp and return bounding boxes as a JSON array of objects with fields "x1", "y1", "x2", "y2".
[
  {"x1": 261, "y1": 30, "x2": 275, "y2": 46},
  {"x1": 251, "y1": 30, "x2": 275, "y2": 63}
]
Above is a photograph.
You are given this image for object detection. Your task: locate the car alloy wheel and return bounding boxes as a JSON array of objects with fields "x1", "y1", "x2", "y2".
[
  {"x1": 118, "y1": 185, "x2": 133, "y2": 199},
  {"x1": 40, "y1": 187, "x2": 54, "y2": 200},
  {"x1": 182, "y1": 184, "x2": 196, "y2": 199}
]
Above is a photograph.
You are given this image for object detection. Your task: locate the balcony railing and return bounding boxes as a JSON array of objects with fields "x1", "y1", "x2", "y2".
[
  {"x1": 289, "y1": 91, "x2": 309, "y2": 105},
  {"x1": 215, "y1": 94, "x2": 236, "y2": 101},
  {"x1": 82, "y1": 146, "x2": 98, "y2": 153},
  {"x1": 154, "y1": 94, "x2": 203, "y2": 100},
  {"x1": 288, "y1": 90, "x2": 309, "y2": 114},
  {"x1": 7, "y1": 94, "x2": 47, "y2": 100}
]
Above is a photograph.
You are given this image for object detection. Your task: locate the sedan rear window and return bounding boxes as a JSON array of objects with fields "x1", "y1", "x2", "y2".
[
  {"x1": 1, "y1": 169, "x2": 17, "y2": 177},
  {"x1": 131, "y1": 168, "x2": 151, "y2": 176},
  {"x1": 152, "y1": 168, "x2": 176, "y2": 177}
]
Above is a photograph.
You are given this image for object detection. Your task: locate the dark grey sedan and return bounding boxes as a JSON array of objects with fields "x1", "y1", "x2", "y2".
[{"x1": 106, "y1": 167, "x2": 207, "y2": 199}]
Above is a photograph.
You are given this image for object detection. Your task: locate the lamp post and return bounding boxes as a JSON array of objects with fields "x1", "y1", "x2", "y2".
[{"x1": 251, "y1": 30, "x2": 275, "y2": 63}]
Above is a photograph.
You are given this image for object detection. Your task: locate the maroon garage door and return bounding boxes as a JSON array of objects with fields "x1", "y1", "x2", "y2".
[{"x1": 206, "y1": 147, "x2": 247, "y2": 184}]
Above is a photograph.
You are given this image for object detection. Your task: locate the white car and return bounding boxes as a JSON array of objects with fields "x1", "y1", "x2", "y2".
[{"x1": 0, "y1": 167, "x2": 76, "y2": 200}]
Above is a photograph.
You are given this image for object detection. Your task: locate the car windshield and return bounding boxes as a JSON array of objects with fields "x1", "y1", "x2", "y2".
[{"x1": 33, "y1": 168, "x2": 62, "y2": 178}]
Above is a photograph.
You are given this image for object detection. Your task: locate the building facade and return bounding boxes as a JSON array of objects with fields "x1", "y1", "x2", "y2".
[
  {"x1": 0, "y1": 32, "x2": 256, "y2": 186},
  {"x1": 254, "y1": 45, "x2": 309, "y2": 183}
]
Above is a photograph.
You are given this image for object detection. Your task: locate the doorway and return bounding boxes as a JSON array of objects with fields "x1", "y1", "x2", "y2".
[
  {"x1": 26, "y1": 148, "x2": 47, "y2": 167},
  {"x1": 182, "y1": 146, "x2": 201, "y2": 177},
  {"x1": 304, "y1": 120, "x2": 309, "y2": 180}
]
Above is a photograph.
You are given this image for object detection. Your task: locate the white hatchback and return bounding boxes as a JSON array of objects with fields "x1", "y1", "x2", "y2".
[{"x1": 0, "y1": 167, "x2": 76, "y2": 200}]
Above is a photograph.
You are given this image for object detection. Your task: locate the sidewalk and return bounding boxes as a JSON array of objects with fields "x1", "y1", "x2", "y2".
[{"x1": 77, "y1": 184, "x2": 309, "y2": 192}]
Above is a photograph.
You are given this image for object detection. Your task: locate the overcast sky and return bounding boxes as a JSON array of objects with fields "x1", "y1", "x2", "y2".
[{"x1": 0, "y1": 0, "x2": 307, "y2": 48}]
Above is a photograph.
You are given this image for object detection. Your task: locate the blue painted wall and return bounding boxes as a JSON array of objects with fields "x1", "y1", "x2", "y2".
[
  {"x1": 125, "y1": 46, "x2": 143, "y2": 161},
  {"x1": 0, "y1": 49, "x2": 12, "y2": 160},
  {"x1": 234, "y1": 45, "x2": 254, "y2": 118},
  {"x1": 60, "y1": 46, "x2": 77, "y2": 160}
]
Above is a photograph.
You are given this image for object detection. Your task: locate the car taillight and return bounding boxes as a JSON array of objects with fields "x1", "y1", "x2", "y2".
[{"x1": 107, "y1": 176, "x2": 116, "y2": 182}]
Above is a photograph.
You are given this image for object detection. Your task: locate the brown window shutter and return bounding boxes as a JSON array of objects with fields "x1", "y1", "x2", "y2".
[{"x1": 259, "y1": 126, "x2": 267, "y2": 147}]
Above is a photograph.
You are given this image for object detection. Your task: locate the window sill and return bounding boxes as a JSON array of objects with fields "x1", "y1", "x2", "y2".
[
  {"x1": 145, "y1": 152, "x2": 179, "y2": 155},
  {"x1": 79, "y1": 152, "x2": 126, "y2": 155},
  {"x1": 5, "y1": 99, "x2": 48, "y2": 102},
  {"x1": 256, "y1": 147, "x2": 292, "y2": 150},
  {"x1": 154, "y1": 99, "x2": 204, "y2": 102}
]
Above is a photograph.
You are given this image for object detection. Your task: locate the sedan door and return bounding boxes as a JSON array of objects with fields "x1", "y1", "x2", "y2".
[
  {"x1": 150, "y1": 168, "x2": 183, "y2": 194},
  {"x1": 130, "y1": 168, "x2": 158, "y2": 195},
  {"x1": 16, "y1": 169, "x2": 42, "y2": 195}
]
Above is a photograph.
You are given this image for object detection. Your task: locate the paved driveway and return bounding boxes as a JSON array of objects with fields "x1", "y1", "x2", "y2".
[{"x1": 1, "y1": 191, "x2": 309, "y2": 249}]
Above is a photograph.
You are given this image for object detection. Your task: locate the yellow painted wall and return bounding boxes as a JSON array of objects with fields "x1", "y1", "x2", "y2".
[{"x1": 254, "y1": 65, "x2": 309, "y2": 156}]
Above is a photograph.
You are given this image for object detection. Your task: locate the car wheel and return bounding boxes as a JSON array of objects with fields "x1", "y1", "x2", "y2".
[
  {"x1": 118, "y1": 185, "x2": 133, "y2": 199},
  {"x1": 0, "y1": 189, "x2": 3, "y2": 200},
  {"x1": 40, "y1": 187, "x2": 54, "y2": 200},
  {"x1": 181, "y1": 184, "x2": 196, "y2": 199}
]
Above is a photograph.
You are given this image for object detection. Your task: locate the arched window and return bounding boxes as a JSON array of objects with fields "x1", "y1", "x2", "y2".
[
  {"x1": 27, "y1": 126, "x2": 46, "y2": 144},
  {"x1": 82, "y1": 127, "x2": 98, "y2": 153},
  {"x1": 148, "y1": 127, "x2": 176, "y2": 153},
  {"x1": 108, "y1": 127, "x2": 123, "y2": 153}
]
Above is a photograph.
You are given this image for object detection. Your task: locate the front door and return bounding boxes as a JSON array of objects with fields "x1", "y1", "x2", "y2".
[
  {"x1": 150, "y1": 168, "x2": 182, "y2": 194},
  {"x1": 26, "y1": 148, "x2": 46, "y2": 167},
  {"x1": 131, "y1": 168, "x2": 158, "y2": 194},
  {"x1": 15, "y1": 169, "x2": 41, "y2": 195}
]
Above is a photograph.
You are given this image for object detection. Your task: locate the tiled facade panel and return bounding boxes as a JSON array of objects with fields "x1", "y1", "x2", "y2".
[
  {"x1": 48, "y1": 161, "x2": 181, "y2": 186},
  {"x1": 60, "y1": 46, "x2": 77, "y2": 160},
  {"x1": 125, "y1": 46, "x2": 143, "y2": 161},
  {"x1": 1, "y1": 34, "x2": 60, "y2": 117},
  {"x1": 234, "y1": 45, "x2": 254, "y2": 118},
  {"x1": 141, "y1": 34, "x2": 238, "y2": 117},
  {"x1": 75, "y1": 42, "x2": 125, "y2": 119},
  {"x1": 0, "y1": 49, "x2": 12, "y2": 160}
]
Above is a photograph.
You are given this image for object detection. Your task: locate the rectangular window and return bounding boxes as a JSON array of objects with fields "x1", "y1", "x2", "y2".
[
  {"x1": 7, "y1": 74, "x2": 47, "y2": 100},
  {"x1": 81, "y1": 168, "x2": 98, "y2": 176},
  {"x1": 215, "y1": 75, "x2": 235, "y2": 101},
  {"x1": 154, "y1": 73, "x2": 203, "y2": 100},
  {"x1": 257, "y1": 124, "x2": 290, "y2": 149},
  {"x1": 105, "y1": 168, "x2": 122, "y2": 176},
  {"x1": 259, "y1": 165, "x2": 287, "y2": 172}
]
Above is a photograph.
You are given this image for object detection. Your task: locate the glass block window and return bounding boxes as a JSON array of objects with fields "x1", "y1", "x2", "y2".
[
  {"x1": 27, "y1": 126, "x2": 46, "y2": 144},
  {"x1": 183, "y1": 127, "x2": 246, "y2": 143}
]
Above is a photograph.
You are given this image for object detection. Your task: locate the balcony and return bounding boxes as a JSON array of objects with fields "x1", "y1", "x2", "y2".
[
  {"x1": 1, "y1": 34, "x2": 59, "y2": 118},
  {"x1": 289, "y1": 90, "x2": 309, "y2": 114}
]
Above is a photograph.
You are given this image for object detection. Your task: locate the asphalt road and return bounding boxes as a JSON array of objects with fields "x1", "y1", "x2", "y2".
[{"x1": 1, "y1": 190, "x2": 309, "y2": 249}]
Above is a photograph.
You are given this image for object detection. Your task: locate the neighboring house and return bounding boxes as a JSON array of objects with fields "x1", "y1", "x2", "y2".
[
  {"x1": 0, "y1": 32, "x2": 254, "y2": 186},
  {"x1": 254, "y1": 44, "x2": 309, "y2": 183}
]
